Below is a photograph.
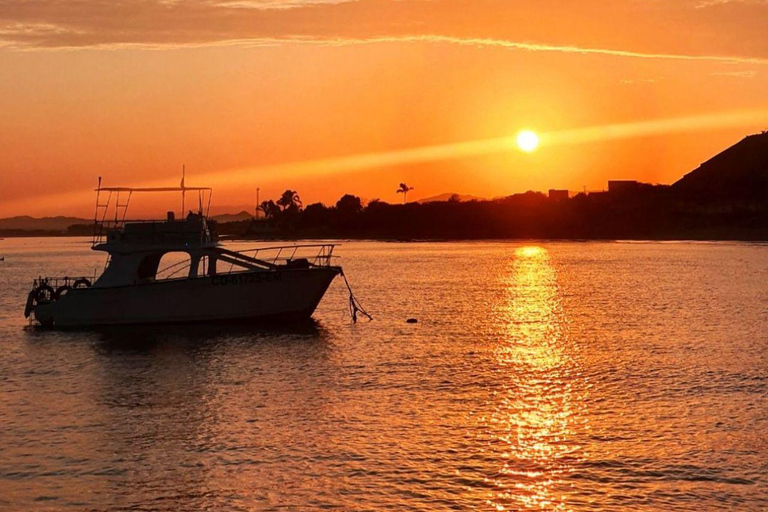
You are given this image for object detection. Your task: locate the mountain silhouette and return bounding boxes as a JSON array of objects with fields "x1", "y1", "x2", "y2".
[
  {"x1": 673, "y1": 131, "x2": 768, "y2": 203},
  {"x1": 0, "y1": 216, "x2": 89, "y2": 231}
]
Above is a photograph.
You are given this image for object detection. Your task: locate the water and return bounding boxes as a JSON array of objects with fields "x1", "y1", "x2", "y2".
[{"x1": 1, "y1": 238, "x2": 767, "y2": 511}]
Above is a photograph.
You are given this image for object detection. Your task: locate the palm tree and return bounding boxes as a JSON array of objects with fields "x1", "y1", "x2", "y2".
[
  {"x1": 396, "y1": 182, "x2": 414, "y2": 204},
  {"x1": 257, "y1": 200, "x2": 280, "y2": 219},
  {"x1": 277, "y1": 190, "x2": 302, "y2": 212}
]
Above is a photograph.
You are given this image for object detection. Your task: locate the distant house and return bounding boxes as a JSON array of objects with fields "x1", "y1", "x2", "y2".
[
  {"x1": 548, "y1": 189, "x2": 570, "y2": 201},
  {"x1": 608, "y1": 180, "x2": 641, "y2": 194}
]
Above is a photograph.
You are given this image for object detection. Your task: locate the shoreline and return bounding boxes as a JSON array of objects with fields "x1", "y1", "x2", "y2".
[{"x1": 2, "y1": 232, "x2": 767, "y2": 243}]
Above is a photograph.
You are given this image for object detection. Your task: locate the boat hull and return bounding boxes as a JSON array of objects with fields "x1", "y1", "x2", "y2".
[{"x1": 33, "y1": 267, "x2": 340, "y2": 328}]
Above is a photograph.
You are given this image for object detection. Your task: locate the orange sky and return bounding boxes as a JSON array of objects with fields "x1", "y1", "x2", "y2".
[{"x1": 0, "y1": 0, "x2": 767, "y2": 217}]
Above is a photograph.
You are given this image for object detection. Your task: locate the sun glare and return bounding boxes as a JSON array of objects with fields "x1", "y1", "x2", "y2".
[{"x1": 516, "y1": 130, "x2": 540, "y2": 153}]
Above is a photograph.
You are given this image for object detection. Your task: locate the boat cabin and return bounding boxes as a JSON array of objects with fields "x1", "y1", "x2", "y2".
[{"x1": 93, "y1": 213, "x2": 223, "y2": 287}]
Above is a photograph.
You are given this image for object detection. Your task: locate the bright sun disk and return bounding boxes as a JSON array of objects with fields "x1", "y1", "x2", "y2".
[{"x1": 516, "y1": 130, "x2": 540, "y2": 152}]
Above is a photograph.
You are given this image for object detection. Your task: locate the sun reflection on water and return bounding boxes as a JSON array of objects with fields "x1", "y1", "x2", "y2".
[{"x1": 486, "y1": 246, "x2": 585, "y2": 511}]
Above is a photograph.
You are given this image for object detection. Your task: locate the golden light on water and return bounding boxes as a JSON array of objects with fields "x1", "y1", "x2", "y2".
[
  {"x1": 515, "y1": 245, "x2": 547, "y2": 258},
  {"x1": 516, "y1": 130, "x2": 540, "y2": 153},
  {"x1": 487, "y1": 245, "x2": 584, "y2": 511}
]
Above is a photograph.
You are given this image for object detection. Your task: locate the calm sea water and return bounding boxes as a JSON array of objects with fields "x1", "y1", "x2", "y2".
[{"x1": 0, "y1": 238, "x2": 767, "y2": 511}]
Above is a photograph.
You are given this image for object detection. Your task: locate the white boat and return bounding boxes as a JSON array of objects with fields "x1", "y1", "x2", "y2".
[{"x1": 25, "y1": 182, "x2": 343, "y2": 328}]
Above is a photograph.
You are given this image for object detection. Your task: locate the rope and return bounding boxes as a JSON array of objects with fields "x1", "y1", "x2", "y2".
[{"x1": 340, "y1": 270, "x2": 372, "y2": 323}]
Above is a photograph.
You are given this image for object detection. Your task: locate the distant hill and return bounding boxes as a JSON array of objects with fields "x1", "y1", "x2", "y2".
[
  {"x1": 212, "y1": 211, "x2": 253, "y2": 223},
  {"x1": 208, "y1": 204, "x2": 257, "y2": 217},
  {"x1": 418, "y1": 193, "x2": 486, "y2": 203},
  {"x1": 673, "y1": 131, "x2": 768, "y2": 202},
  {"x1": 0, "y1": 215, "x2": 89, "y2": 231},
  {"x1": 0, "y1": 212, "x2": 253, "y2": 231}
]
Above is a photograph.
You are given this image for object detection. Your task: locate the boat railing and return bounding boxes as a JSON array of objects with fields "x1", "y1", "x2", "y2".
[
  {"x1": 91, "y1": 218, "x2": 157, "y2": 246},
  {"x1": 153, "y1": 244, "x2": 338, "y2": 280},
  {"x1": 92, "y1": 219, "x2": 157, "y2": 246},
  {"x1": 231, "y1": 243, "x2": 337, "y2": 269},
  {"x1": 92, "y1": 219, "x2": 117, "y2": 246},
  {"x1": 91, "y1": 218, "x2": 215, "y2": 247},
  {"x1": 32, "y1": 275, "x2": 96, "y2": 291}
]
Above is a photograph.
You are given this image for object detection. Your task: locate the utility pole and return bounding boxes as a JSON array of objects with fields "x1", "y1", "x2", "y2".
[
  {"x1": 181, "y1": 164, "x2": 186, "y2": 215},
  {"x1": 256, "y1": 187, "x2": 260, "y2": 218}
]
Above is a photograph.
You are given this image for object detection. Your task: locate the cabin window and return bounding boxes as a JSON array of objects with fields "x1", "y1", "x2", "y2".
[{"x1": 155, "y1": 252, "x2": 192, "y2": 280}]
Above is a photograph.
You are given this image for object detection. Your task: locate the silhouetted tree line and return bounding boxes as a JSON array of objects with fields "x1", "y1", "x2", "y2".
[
  {"x1": 223, "y1": 185, "x2": 768, "y2": 241},
  {"x1": 11, "y1": 132, "x2": 765, "y2": 240},
  {"x1": 32, "y1": 182, "x2": 767, "y2": 240}
]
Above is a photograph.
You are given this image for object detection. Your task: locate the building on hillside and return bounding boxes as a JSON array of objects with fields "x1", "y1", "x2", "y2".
[
  {"x1": 548, "y1": 189, "x2": 570, "y2": 201},
  {"x1": 608, "y1": 180, "x2": 641, "y2": 194}
]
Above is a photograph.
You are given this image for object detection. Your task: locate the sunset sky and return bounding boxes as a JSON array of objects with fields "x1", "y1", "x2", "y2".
[{"x1": 1, "y1": 0, "x2": 767, "y2": 217}]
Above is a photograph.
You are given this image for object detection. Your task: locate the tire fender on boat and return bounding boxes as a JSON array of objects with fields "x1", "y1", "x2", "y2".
[
  {"x1": 72, "y1": 278, "x2": 92, "y2": 289},
  {"x1": 35, "y1": 284, "x2": 55, "y2": 303},
  {"x1": 54, "y1": 285, "x2": 72, "y2": 300}
]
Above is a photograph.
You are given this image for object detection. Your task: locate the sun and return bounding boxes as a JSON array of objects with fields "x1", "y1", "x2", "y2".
[{"x1": 516, "y1": 130, "x2": 540, "y2": 153}]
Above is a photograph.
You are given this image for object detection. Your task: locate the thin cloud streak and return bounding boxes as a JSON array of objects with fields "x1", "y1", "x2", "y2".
[
  {"x1": 325, "y1": 35, "x2": 768, "y2": 66},
  {"x1": 218, "y1": 0, "x2": 356, "y2": 9},
  {"x1": 10, "y1": 33, "x2": 768, "y2": 67}
]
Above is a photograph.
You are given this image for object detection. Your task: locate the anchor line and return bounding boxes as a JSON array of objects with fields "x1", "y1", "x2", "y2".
[{"x1": 340, "y1": 270, "x2": 372, "y2": 323}]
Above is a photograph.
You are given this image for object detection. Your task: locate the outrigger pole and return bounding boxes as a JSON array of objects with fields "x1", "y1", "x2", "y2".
[{"x1": 94, "y1": 176, "x2": 102, "y2": 226}]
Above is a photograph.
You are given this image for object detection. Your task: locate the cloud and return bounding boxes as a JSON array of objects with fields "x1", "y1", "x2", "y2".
[
  {"x1": 322, "y1": 35, "x2": 768, "y2": 66},
  {"x1": 0, "y1": 0, "x2": 767, "y2": 66},
  {"x1": 695, "y1": 0, "x2": 768, "y2": 7},
  {"x1": 217, "y1": 0, "x2": 356, "y2": 9},
  {"x1": 10, "y1": 33, "x2": 766, "y2": 67},
  {"x1": 710, "y1": 70, "x2": 758, "y2": 78}
]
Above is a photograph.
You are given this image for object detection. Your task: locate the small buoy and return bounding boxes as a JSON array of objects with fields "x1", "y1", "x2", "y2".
[{"x1": 406, "y1": 318, "x2": 418, "y2": 324}]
